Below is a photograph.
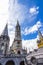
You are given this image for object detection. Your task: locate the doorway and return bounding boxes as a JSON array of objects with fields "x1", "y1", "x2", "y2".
[
  {"x1": 6, "y1": 60, "x2": 15, "y2": 65},
  {"x1": 20, "y1": 61, "x2": 25, "y2": 65}
]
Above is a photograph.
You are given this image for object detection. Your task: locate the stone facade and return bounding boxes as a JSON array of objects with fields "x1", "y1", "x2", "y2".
[
  {"x1": 0, "y1": 54, "x2": 26, "y2": 65},
  {"x1": 0, "y1": 21, "x2": 43, "y2": 65},
  {"x1": 0, "y1": 21, "x2": 27, "y2": 65},
  {"x1": 25, "y1": 29, "x2": 43, "y2": 65}
]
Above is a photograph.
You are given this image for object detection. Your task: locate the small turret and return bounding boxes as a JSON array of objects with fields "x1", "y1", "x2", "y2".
[
  {"x1": 37, "y1": 29, "x2": 43, "y2": 48},
  {"x1": 38, "y1": 29, "x2": 42, "y2": 39}
]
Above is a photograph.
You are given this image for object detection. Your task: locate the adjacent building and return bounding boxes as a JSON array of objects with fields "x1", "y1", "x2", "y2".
[{"x1": 26, "y1": 29, "x2": 43, "y2": 65}]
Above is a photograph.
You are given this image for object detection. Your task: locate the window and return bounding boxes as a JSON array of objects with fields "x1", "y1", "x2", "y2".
[
  {"x1": 1, "y1": 43, "x2": 4, "y2": 50},
  {"x1": 37, "y1": 63, "x2": 43, "y2": 65},
  {"x1": 17, "y1": 51, "x2": 20, "y2": 54},
  {"x1": 17, "y1": 41, "x2": 20, "y2": 44},
  {"x1": 0, "y1": 63, "x2": 2, "y2": 65},
  {"x1": 20, "y1": 61, "x2": 25, "y2": 65},
  {"x1": 1, "y1": 43, "x2": 4, "y2": 46},
  {"x1": 37, "y1": 40, "x2": 41, "y2": 43},
  {"x1": 3, "y1": 36, "x2": 5, "y2": 40}
]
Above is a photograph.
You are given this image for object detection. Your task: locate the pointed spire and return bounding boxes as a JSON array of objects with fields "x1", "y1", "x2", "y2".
[
  {"x1": 16, "y1": 20, "x2": 20, "y2": 26},
  {"x1": 2, "y1": 23, "x2": 8, "y2": 36},
  {"x1": 38, "y1": 28, "x2": 42, "y2": 39}
]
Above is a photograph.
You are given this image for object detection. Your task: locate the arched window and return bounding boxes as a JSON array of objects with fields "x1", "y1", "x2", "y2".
[
  {"x1": 17, "y1": 41, "x2": 20, "y2": 44},
  {"x1": 0, "y1": 63, "x2": 2, "y2": 65},
  {"x1": 37, "y1": 63, "x2": 43, "y2": 65},
  {"x1": 1, "y1": 43, "x2": 4, "y2": 46},
  {"x1": 20, "y1": 61, "x2": 25, "y2": 65},
  {"x1": 1, "y1": 43, "x2": 4, "y2": 50},
  {"x1": 17, "y1": 50, "x2": 20, "y2": 54},
  {"x1": 6, "y1": 60, "x2": 15, "y2": 65}
]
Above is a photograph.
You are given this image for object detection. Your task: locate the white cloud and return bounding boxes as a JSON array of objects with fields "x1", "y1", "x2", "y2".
[
  {"x1": 9, "y1": 31, "x2": 15, "y2": 46},
  {"x1": 8, "y1": 0, "x2": 39, "y2": 32},
  {"x1": 8, "y1": 0, "x2": 39, "y2": 46},
  {"x1": 8, "y1": 0, "x2": 28, "y2": 24},
  {"x1": 22, "y1": 21, "x2": 42, "y2": 35},
  {"x1": 8, "y1": 0, "x2": 28, "y2": 46},
  {"x1": 22, "y1": 38, "x2": 38, "y2": 52},
  {"x1": 0, "y1": 0, "x2": 40, "y2": 48},
  {"x1": 27, "y1": 6, "x2": 39, "y2": 22},
  {"x1": 29, "y1": 6, "x2": 39, "y2": 14}
]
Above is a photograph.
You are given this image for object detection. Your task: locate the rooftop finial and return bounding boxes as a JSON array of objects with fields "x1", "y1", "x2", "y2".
[{"x1": 17, "y1": 20, "x2": 19, "y2": 26}]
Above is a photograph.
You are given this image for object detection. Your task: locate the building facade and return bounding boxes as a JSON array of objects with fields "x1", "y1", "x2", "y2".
[
  {"x1": 0, "y1": 21, "x2": 43, "y2": 65},
  {"x1": 0, "y1": 21, "x2": 27, "y2": 65},
  {"x1": 25, "y1": 29, "x2": 43, "y2": 65}
]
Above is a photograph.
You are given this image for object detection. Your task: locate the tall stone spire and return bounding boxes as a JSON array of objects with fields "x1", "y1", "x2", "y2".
[
  {"x1": 15, "y1": 20, "x2": 21, "y2": 40},
  {"x1": 11, "y1": 20, "x2": 22, "y2": 54},
  {"x1": 16, "y1": 20, "x2": 20, "y2": 26},
  {"x1": 2, "y1": 23, "x2": 8, "y2": 36}
]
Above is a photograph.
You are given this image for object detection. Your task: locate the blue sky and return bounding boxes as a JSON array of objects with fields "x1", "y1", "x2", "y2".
[
  {"x1": 0, "y1": 0, "x2": 43, "y2": 51},
  {"x1": 19, "y1": 0, "x2": 43, "y2": 39}
]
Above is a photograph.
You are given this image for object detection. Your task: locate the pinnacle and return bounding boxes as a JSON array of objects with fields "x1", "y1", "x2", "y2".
[{"x1": 1, "y1": 23, "x2": 8, "y2": 36}]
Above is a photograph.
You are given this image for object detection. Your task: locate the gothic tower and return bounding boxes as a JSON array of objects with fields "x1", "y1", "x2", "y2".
[
  {"x1": 11, "y1": 21, "x2": 22, "y2": 54},
  {"x1": 0, "y1": 24, "x2": 10, "y2": 55}
]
